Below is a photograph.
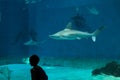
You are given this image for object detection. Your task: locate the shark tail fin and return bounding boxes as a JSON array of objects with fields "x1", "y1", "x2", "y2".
[{"x1": 92, "y1": 26, "x2": 105, "y2": 42}]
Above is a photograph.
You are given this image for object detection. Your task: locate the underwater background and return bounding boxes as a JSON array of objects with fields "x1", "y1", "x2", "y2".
[
  {"x1": 0, "y1": 0, "x2": 120, "y2": 80},
  {"x1": 0, "y1": 0, "x2": 120, "y2": 61}
]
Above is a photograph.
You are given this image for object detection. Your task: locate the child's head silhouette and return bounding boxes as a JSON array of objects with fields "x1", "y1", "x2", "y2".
[{"x1": 29, "y1": 55, "x2": 39, "y2": 66}]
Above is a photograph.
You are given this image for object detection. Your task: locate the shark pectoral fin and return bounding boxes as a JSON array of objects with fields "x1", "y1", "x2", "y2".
[
  {"x1": 76, "y1": 37, "x2": 81, "y2": 40},
  {"x1": 92, "y1": 36, "x2": 96, "y2": 42}
]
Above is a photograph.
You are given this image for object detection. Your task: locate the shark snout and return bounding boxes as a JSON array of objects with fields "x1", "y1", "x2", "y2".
[
  {"x1": 49, "y1": 35, "x2": 55, "y2": 39},
  {"x1": 49, "y1": 35, "x2": 60, "y2": 39}
]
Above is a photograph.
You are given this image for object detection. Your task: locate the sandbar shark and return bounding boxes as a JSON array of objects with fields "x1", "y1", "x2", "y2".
[
  {"x1": 49, "y1": 22, "x2": 104, "y2": 42},
  {"x1": 24, "y1": 39, "x2": 41, "y2": 46}
]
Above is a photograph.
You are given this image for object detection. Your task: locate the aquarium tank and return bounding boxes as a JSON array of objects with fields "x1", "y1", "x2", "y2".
[{"x1": 0, "y1": 0, "x2": 120, "y2": 80}]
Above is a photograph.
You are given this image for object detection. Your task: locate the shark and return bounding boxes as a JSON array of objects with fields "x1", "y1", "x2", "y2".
[
  {"x1": 87, "y1": 7, "x2": 99, "y2": 15},
  {"x1": 24, "y1": 38, "x2": 46, "y2": 46},
  {"x1": 24, "y1": 39, "x2": 41, "y2": 46},
  {"x1": 49, "y1": 22, "x2": 104, "y2": 42}
]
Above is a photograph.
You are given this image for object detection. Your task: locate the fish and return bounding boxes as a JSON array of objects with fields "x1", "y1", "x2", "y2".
[
  {"x1": 22, "y1": 57, "x2": 30, "y2": 64},
  {"x1": 87, "y1": 7, "x2": 99, "y2": 15},
  {"x1": 24, "y1": 39, "x2": 41, "y2": 46},
  {"x1": 49, "y1": 22, "x2": 104, "y2": 42}
]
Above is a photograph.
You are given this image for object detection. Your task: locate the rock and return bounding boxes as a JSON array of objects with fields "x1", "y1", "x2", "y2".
[{"x1": 92, "y1": 61, "x2": 120, "y2": 77}]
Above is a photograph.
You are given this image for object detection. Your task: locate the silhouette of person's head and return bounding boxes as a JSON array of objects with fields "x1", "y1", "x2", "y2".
[{"x1": 29, "y1": 55, "x2": 39, "y2": 67}]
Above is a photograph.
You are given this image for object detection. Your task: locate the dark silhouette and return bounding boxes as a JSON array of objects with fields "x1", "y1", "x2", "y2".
[
  {"x1": 13, "y1": 29, "x2": 38, "y2": 45},
  {"x1": 71, "y1": 13, "x2": 91, "y2": 32},
  {"x1": 92, "y1": 61, "x2": 120, "y2": 77},
  {"x1": 29, "y1": 55, "x2": 48, "y2": 80},
  {"x1": 71, "y1": 13, "x2": 86, "y2": 27}
]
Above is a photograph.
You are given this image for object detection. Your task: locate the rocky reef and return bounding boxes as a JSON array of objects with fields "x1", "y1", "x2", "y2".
[{"x1": 92, "y1": 61, "x2": 120, "y2": 77}]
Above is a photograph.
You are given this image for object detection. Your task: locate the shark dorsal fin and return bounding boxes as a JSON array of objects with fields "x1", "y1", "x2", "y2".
[{"x1": 65, "y1": 22, "x2": 72, "y2": 29}]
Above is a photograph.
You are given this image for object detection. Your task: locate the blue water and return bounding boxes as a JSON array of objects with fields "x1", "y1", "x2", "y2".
[
  {"x1": 0, "y1": 0, "x2": 120, "y2": 67},
  {"x1": 29, "y1": 0, "x2": 120, "y2": 59},
  {"x1": 0, "y1": 0, "x2": 120, "y2": 80}
]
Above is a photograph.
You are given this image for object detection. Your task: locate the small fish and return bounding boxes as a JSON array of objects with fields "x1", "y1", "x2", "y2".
[
  {"x1": 87, "y1": 7, "x2": 99, "y2": 15},
  {"x1": 22, "y1": 57, "x2": 30, "y2": 64}
]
